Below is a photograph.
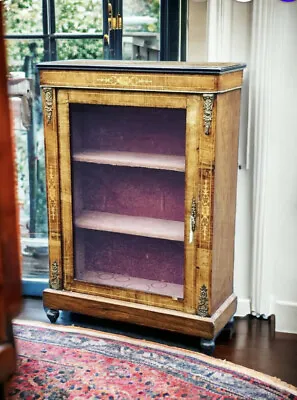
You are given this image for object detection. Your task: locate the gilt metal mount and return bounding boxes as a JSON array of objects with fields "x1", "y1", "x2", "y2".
[
  {"x1": 197, "y1": 284, "x2": 209, "y2": 317},
  {"x1": 50, "y1": 260, "x2": 62, "y2": 290},
  {"x1": 203, "y1": 94, "x2": 214, "y2": 136},
  {"x1": 190, "y1": 198, "x2": 197, "y2": 232},
  {"x1": 43, "y1": 87, "x2": 53, "y2": 125}
]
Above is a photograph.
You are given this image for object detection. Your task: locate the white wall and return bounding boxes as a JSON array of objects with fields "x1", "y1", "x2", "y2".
[
  {"x1": 188, "y1": 1, "x2": 208, "y2": 60},
  {"x1": 188, "y1": 0, "x2": 297, "y2": 333},
  {"x1": 259, "y1": 1, "x2": 297, "y2": 333}
]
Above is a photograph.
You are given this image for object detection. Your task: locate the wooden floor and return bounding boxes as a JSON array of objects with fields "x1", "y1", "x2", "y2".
[{"x1": 18, "y1": 297, "x2": 297, "y2": 387}]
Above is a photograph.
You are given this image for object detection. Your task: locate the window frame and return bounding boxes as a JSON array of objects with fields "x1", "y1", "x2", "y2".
[
  {"x1": 5, "y1": 0, "x2": 187, "y2": 62},
  {"x1": 4, "y1": 0, "x2": 105, "y2": 62}
]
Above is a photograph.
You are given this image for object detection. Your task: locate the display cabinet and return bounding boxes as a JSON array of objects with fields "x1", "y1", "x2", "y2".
[{"x1": 39, "y1": 61, "x2": 245, "y2": 352}]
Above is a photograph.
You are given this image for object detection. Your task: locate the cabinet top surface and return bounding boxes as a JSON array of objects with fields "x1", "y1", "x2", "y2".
[{"x1": 37, "y1": 60, "x2": 246, "y2": 75}]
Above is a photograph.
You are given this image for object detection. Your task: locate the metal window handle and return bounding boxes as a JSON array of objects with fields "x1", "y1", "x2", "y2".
[{"x1": 104, "y1": 34, "x2": 109, "y2": 45}]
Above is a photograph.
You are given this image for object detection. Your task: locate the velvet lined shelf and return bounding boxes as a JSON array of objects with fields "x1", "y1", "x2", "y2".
[
  {"x1": 75, "y1": 211, "x2": 184, "y2": 242},
  {"x1": 73, "y1": 150, "x2": 185, "y2": 172}
]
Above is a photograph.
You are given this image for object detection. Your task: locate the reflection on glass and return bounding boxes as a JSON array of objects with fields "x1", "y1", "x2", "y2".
[
  {"x1": 7, "y1": 40, "x2": 49, "y2": 279},
  {"x1": 55, "y1": 0, "x2": 103, "y2": 33},
  {"x1": 123, "y1": 0, "x2": 160, "y2": 60},
  {"x1": 57, "y1": 39, "x2": 104, "y2": 60},
  {"x1": 70, "y1": 104, "x2": 185, "y2": 298},
  {"x1": 3, "y1": 0, "x2": 43, "y2": 34}
]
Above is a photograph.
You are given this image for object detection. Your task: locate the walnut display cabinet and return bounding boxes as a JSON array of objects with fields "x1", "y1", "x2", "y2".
[{"x1": 39, "y1": 61, "x2": 245, "y2": 353}]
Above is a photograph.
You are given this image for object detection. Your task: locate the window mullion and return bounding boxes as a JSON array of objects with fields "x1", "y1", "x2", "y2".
[
  {"x1": 48, "y1": 0, "x2": 57, "y2": 61},
  {"x1": 42, "y1": 0, "x2": 50, "y2": 61}
]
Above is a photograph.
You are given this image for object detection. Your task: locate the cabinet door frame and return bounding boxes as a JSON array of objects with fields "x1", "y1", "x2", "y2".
[{"x1": 56, "y1": 88, "x2": 200, "y2": 313}]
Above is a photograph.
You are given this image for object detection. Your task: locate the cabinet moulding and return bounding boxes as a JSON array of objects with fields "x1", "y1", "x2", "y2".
[{"x1": 40, "y1": 84, "x2": 242, "y2": 95}]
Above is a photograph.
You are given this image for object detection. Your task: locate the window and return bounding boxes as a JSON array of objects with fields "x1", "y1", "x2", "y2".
[{"x1": 4, "y1": 0, "x2": 185, "y2": 295}]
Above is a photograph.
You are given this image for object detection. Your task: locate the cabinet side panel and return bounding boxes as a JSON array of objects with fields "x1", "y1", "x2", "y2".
[
  {"x1": 42, "y1": 87, "x2": 63, "y2": 290},
  {"x1": 211, "y1": 90, "x2": 241, "y2": 313}
]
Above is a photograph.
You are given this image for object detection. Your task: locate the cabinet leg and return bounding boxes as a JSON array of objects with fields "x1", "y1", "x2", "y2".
[
  {"x1": 200, "y1": 338, "x2": 216, "y2": 356},
  {"x1": 46, "y1": 309, "x2": 60, "y2": 324},
  {"x1": 223, "y1": 316, "x2": 235, "y2": 340}
]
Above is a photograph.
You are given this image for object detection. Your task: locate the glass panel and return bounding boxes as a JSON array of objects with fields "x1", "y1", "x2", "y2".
[
  {"x1": 3, "y1": 0, "x2": 43, "y2": 34},
  {"x1": 57, "y1": 39, "x2": 103, "y2": 60},
  {"x1": 123, "y1": 0, "x2": 160, "y2": 60},
  {"x1": 6, "y1": 39, "x2": 44, "y2": 72},
  {"x1": 70, "y1": 104, "x2": 185, "y2": 299},
  {"x1": 55, "y1": 0, "x2": 103, "y2": 33},
  {"x1": 7, "y1": 39, "x2": 49, "y2": 280}
]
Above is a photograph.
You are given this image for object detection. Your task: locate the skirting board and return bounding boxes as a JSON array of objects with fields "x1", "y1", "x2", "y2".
[
  {"x1": 235, "y1": 298, "x2": 251, "y2": 317},
  {"x1": 234, "y1": 298, "x2": 297, "y2": 335},
  {"x1": 274, "y1": 300, "x2": 297, "y2": 334}
]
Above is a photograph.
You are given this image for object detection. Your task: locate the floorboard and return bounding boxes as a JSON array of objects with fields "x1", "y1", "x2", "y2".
[{"x1": 17, "y1": 297, "x2": 297, "y2": 387}]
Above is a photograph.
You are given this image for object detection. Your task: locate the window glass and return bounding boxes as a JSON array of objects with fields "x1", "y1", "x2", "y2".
[
  {"x1": 7, "y1": 39, "x2": 49, "y2": 280},
  {"x1": 6, "y1": 39, "x2": 44, "y2": 72},
  {"x1": 57, "y1": 38, "x2": 104, "y2": 60},
  {"x1": 123, "y1": 0, "x2": 160, "y2": 60},
  {"x1": 55, "y1": 0, "x2": 103, "y2": 33},
  {"x1": 3, "y1": 0, "x2": 43, "y2": 34}
]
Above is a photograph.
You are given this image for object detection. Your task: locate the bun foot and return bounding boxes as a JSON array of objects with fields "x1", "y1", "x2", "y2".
[
  {"x1": 46, "y1": 309, "x2": 60, "y2": 323},
  {"x1": 200, "y1": 338, "x2": 215, "y2": 355}
]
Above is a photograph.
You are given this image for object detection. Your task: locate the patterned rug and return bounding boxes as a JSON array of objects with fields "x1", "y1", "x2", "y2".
[{"x1": 6, "y1": 320, "x2": 297, "y2": 399}]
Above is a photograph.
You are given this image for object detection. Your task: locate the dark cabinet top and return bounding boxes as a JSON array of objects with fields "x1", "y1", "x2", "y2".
[{"x1": 37, "y1": 60, "x2": 246, "y2": 75}]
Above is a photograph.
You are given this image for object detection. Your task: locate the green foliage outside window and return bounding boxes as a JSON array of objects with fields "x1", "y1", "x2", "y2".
[
  {"x1": 4, "y1": 0, "x2": 160, "y2": 238},
  {"x1": 4, "y1": 0, "x2": 160, "y2": 68}
]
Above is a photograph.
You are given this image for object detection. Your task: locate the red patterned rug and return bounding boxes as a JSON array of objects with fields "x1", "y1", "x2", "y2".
[{"x1": 6, "y1": 320, "x2": 297, "y2": 399}]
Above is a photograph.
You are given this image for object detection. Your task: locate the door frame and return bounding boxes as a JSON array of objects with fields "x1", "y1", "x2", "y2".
[{"x1": 56, "y1": 88, "x2": 199, "y2": 313}]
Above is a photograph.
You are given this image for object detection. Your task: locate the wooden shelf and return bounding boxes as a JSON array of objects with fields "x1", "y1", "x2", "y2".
[
  {"x1": 81, "y1": 271, "x2": 183, "y2": 299},
  {"x1": 73, "y1": 150, "x2": 185, "y2": 172},
  {"x1": 75, "y1": 211, "x2": 184, "y2": 242}
]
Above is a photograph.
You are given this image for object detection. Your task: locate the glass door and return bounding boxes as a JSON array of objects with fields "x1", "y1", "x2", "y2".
[{"x1": 58, "y1": 89, "x2": 195, "y2": 311}]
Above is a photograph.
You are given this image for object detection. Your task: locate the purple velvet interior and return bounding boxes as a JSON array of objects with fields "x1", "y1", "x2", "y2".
[
  {"x1": 75, "y1": 229, "x2": 184, "y2": 285},
  {"x1": 70, "y1": 103, "x2": 185, "y2": 296},
  {"x1": 73, "y1": 164, "x2": 184, "y2": 221},
  {"x1": 70, "y1": 104, "x2": 186, "y2": 156}
]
